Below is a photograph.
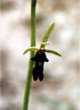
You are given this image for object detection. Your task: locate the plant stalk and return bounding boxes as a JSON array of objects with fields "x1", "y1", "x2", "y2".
[{"x1": 22, "y1": 0, "x2": 36, "y2": 110}]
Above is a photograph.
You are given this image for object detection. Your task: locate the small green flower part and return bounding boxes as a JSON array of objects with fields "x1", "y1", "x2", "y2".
[
  {"x1": 23, "y1": 47, "x2": 62, "y2": 57},
  {"x1": 23, "y1": 23, "x2": 61, "y2": 57},
  {"x1": 40, "y1": 23, "x2": 55, "y2": 48},
  {"x1": 23, "y1": 47, "x2": 38, "y2": 54},
  {"x1": 45, "y1": 49, "x2": 62, "y2": 57}
]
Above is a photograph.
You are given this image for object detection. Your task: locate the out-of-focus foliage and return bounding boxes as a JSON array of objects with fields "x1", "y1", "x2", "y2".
[
  {"x1": 38, "y1": 96, "x2": 75, "y2": 110},
  {"x1": 0, "y1": 1, "x2": 16, "y2": 11}
]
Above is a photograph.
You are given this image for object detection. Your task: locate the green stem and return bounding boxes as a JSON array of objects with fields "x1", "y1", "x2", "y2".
[
  {"x1": 22, "y1": 0, "x2": 36, "y2": 110},
  {"x1": 31, "y1": 0, "x2": 36, "y2": 47}
]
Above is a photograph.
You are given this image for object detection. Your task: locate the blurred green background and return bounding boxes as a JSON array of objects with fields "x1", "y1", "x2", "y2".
[{"x1": 0, "y1": 0, "x2": 79, "y2": 110}]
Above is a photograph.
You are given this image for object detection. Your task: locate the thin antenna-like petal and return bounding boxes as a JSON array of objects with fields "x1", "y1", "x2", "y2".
[
  {"x1": 45, "y1": 49, "x2": 62, "y2": 57},
  {"x1": 23, "y1": 47, "x2": 38, "y2": 54}
]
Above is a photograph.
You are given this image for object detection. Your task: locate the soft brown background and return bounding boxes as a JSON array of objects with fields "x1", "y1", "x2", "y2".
[{"x1": 0, "y1": 0, "x2": 80, "y2": 110}]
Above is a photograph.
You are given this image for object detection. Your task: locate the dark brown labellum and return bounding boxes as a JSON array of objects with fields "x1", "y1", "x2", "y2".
[{"x1": 31, "y1": 49, "x2": 49, "y2": 81}]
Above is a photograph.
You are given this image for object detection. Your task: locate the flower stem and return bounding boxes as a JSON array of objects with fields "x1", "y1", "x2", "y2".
[{"x1": 22, "y1": 0, "x2": 36, "y2": 110}]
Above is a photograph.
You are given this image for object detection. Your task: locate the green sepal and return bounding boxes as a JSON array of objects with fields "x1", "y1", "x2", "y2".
[{"x1": 40, "y1": 23, "x2": 55, "y2": 48}]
